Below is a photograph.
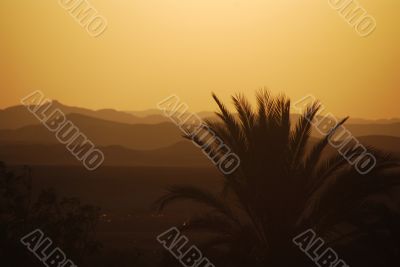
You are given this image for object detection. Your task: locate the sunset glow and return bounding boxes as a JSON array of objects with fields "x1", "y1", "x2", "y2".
[{"x1": 1, "y1": 0, "x2": 399, "y2": 118}]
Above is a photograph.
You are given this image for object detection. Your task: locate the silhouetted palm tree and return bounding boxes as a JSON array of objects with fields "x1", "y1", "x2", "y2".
[{"x1": 156, "y1": 90, "x2": 400, "y2": 266}]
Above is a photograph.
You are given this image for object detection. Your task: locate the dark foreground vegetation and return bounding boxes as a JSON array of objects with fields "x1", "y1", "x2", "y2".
[
  {"x1": 1, "y1": 91, "x2": 400, "y2": 267},
  {"x1": 157, "y1": 91, "x2": 400, "y2": 267}
]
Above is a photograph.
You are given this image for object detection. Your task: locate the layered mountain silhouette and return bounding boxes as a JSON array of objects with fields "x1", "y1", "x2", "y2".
[
  {"x1": 0, "y1": 100, "x2": 170, "y2": 129},
  {"x1": 1, "y1": 100, "x2": 400, "y2": 167},
  {"x1": 0, "y1": 113, "x2": 182, "y2": 150},
  {"x1": 0, "y1": 101, "x2": 218, "y2": 129},
  {"x1": 1, "y1": 135, "x2": 399, "y2": 167},
  {"x1": 0, "y1": 141, "x2": 212, "y2": 167}
]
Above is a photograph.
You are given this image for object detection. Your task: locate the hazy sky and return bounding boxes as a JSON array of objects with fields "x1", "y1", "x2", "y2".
[{"x1": 0, "y1": 0, "x2": 399, "y2": 119}]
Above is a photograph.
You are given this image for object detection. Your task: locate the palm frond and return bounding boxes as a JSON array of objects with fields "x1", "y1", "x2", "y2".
[
  {"x1": 303, "y1": 117, "x2": 349, "y2": 178},
  {"x1": 290, "y1": 102, "x2": 321, "y2": 169},
  {"x1": 232, "y1": 93, "x2": 255, "y2": 143},
  {"x1": 212, "y1": 93, "x2": 244, "y2": 146}
]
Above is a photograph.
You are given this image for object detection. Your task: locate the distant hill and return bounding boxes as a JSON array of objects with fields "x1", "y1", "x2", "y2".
[
  {"x1": 0, "y1": 141, "x2": 212, "y2": 167},
  {"x1": 346, "y1": 118, "x2": 400, "y2": 124},
  {"x1": 291, "y1": 113, "x2": 400, "y2": 126},
  {"x1": 0, "y1": 135, "x2": 399, "y2": 168},
  {"x1": 0, "y1": 113, "x2": 183, "y2": 150},
  {"x1": 2, "y1": 101, "x2": 400, "y2": 150},
  {"x1": 0, "y1": 101, "x2": 170, "y2": 129},
  {"x1": 356, "y1": 135, "x2": 400, "y2": 153},
  {"x1": 125, "y1": 109, "x2": 163, "y2": 117},
  {"x1": 3, "y1": 100, "x2": 400, "y2": 134},
  {"x1": 311, "y1": 123, "x2": 400, "y2": 138},
  {"x1": 2, "y1": 107, "x2": 400, "y2": 152},
  {"x1": 0, "y1": 101, "x2": 221, "y2": 130},
  {"x1": 0, "y1": 104, "x2": 41, "y2": 129},
  {"x1": 307, "y1": 135, "x2": 400, "y2": 157},
  {"x1": 344, "y1": 124, "x2": 400, "y2": 138},
  {"x1": 126, "y1": 109, "x2": 215, "y2": 118}
]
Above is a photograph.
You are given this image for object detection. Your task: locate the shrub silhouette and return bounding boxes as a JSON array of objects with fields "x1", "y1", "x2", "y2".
[{"x1": 0, "y1": 162, "x2": 101, "y2": 266}]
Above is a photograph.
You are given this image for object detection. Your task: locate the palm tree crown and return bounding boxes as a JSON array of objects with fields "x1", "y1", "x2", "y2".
[{"x1": 156, "y1": 90, "x2": 400, "y2": 266}]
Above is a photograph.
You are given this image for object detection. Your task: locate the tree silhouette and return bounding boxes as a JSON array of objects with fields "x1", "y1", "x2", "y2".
[
  {"x1": 156, "y1": 90, "x2": 400, "y2": 266},
  {"x1": 0, "y1": 162, "x2": 101, "y2": 266}
]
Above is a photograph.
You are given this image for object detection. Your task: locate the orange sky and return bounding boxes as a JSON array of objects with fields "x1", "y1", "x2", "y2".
[{"x1": 0, "y1": 0, "x2": 399, "y2": 119}]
